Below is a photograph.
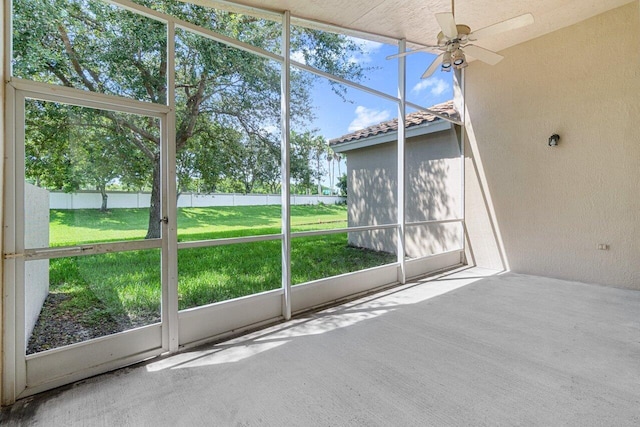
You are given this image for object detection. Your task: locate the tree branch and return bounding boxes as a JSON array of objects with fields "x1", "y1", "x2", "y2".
[
  {"x1": 46, "y1": 64, "x2": 74, "y2": 87},
  {"x1": 57, "y1": 24, "x2": 98, "y2": 91},
  {"x1": 99, "y1": 110, "x2": 158, "y2": 160},
  {"x1": 176, "y1": 78, "x2": 206, "y2": 151},
  {"x1": 133, "y1": 58, "x2": 158, "y2": 102}
]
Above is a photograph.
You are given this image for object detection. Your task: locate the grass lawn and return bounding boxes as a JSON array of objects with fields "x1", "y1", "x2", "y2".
[
  {"x1": 35, "y1": 204, "x2": 395, "y2": 351},
  {"x1": 50, "y1": 204, "x2": 349, "y2": 246}
]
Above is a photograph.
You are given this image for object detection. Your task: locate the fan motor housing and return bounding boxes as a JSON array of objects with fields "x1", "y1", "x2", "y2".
[{"x1": 437, "y1": 24, "x2": 471, "y2": 46}]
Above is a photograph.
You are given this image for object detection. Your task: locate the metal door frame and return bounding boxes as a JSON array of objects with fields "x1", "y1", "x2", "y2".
[{"x1": 2, "y1": 78, "x2": 174, "y2": 402}]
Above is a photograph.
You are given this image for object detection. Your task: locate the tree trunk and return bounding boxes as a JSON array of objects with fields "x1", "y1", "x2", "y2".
[
  {"x1": 331, "y1": 160, "x2": 335, "y2": 195},
  {"x1": 316, "y1": 154, "x2": 322, "y2": 195},
  {"x1": 327, "y1": 157, "x2": 332, "y2": 195},
  {"x1": 99, "y1": 184, "x2": 108, "y2": 212},
  {"x1": 145, "y1": 157, "x2": 161, "y2": 239}
]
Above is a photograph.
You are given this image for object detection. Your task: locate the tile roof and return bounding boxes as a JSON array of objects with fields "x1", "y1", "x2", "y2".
[{"x1": 329, "y1": 100, "x2": 458, "y2": 146}]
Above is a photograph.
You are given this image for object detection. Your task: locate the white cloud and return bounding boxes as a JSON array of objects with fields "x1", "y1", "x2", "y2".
[
  {"x1": 348, "y1": 106, "x2": 391, "y2": 132},
  {"x1": 290, "y1": 50, "x2": 307, "y2": 65},
  {"x1": 293, "y1": 39, "x2": 384, "y2": 66},
  {"x1": 262, "y1": 124, "x2": 280, "y2": 135},
  {"x1": 411, "y1": 77, "x2": 451, "y2": 97}
]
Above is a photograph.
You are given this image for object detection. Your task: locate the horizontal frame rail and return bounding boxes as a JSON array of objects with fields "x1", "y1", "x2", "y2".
[
  {"x1": 406, "y1": 219, "x2": 464, "y2": 227},
  {"x1": 5, "y1": 221, "x2": 463, "y2": 260},
  {"x1": 9, "y1": 78, "x2": 170, "y2": 117},
  {"x1": 291, "y1": 223, "x2": 398, "y2": 238},
  {"x1": 13, "y1": 239, "x2": 163, "y2": 261},
  {"x1": 9, "y1": 220, "x2": 463, "y2": 261},
  {"x1": 176, "y1": 224, "x2": 401, "y2": 250},
  {"x1": 177, "y1": 233, "x2": 283, "y2": 250}
]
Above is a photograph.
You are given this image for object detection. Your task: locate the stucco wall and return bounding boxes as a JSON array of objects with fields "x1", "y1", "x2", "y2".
[
  {"x1": 464, "y1": 2, "x2": 640, "y2": 288},
  {"x1": 24, "y1": 184, "x2": 50, "y2": 347},
  {"x1": 347, "y1": 127, "x2": 462, "y2": 258}
]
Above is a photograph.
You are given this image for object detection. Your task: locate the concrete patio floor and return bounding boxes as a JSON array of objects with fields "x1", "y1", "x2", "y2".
[{"x1": 2, "y1": 267, "x2": 639, "y2": 426}]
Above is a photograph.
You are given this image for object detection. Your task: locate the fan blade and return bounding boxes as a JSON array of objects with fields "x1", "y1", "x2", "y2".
[
  {"x1": 421, "y1": 53, "x2": 444, "y2": 79},
  {"x1": 386, "y1": 45, "x2": 440, "y2": 60},
  {"x1": 463, "y1": 45, "x2": 504, "y2": 65},
  {"x1": 435, "y1": 12, "x2": 459, "y2": 39},
  {"x1": 468, "y1": 13, "x2": 534, "y2": 41}
]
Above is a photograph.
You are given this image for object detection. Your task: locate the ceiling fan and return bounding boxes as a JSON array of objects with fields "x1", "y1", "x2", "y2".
[{"x1": 387, "y1": 0, "x2": 534, "y2": 78}]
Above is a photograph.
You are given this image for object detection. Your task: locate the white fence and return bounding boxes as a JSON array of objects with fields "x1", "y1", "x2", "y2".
[{"x1": 50, "y1": 191, "x2": 345, "y2": 210}]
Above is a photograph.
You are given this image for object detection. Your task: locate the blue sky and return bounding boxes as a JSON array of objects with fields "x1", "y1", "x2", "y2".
[
  {"x1": 293, "y1": 38, "x2": 453, "y2": 189},
  {"x1": 301, "y1": 39, "x2": 453, "y2": 141}
]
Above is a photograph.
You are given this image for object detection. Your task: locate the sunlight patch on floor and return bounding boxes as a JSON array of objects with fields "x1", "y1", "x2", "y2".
[{"x1": 146, "y1": 267, "x2": 499, "y2": 371}]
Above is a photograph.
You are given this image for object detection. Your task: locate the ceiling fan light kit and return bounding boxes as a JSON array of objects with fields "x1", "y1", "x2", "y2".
[
  {"x1": 386, "y1": 0, "x2": 534, "y2": 79},
  {"x1": 451, "y1": 48, "x2": 467, "y2": 68},
  {"x1": 441, "y1": 51, "x2": 453, "y2": 70}
]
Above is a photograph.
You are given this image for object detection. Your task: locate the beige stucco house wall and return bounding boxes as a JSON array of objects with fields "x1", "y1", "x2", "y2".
[
  {"x1": 332, "y1": 114, "x2": 462, "y2": 259},
  {"x1": 463, "y1": 2, "x2": 640, "y2": 289}
]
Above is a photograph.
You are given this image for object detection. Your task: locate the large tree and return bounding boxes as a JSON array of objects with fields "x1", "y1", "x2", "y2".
[{"x1": 14, "y1": 0, "x2": 363, "y2": 238}]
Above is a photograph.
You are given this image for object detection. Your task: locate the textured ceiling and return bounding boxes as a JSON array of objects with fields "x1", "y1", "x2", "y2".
[{"x1": 187, "y1": 0, "x2": 635, "y2": 51}]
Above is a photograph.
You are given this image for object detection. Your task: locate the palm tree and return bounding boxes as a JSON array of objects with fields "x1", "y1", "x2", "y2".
[{"x1": 325, "y1": 144, "x2": 333, "y2": 195}]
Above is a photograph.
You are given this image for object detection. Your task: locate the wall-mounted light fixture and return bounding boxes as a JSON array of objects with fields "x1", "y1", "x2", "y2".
[{"x1": 548, "y1": 134, "x2": 560, "y2": 147}]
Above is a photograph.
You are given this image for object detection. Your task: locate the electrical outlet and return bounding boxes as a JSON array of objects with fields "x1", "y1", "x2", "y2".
[{"x1": 597, "y1": 244, "x2": 610, "y2": 250}]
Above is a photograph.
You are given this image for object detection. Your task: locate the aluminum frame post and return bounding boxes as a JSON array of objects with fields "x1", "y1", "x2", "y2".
[
  {"x1": 280, "y1": 11, "x2": 292, "y2": 320},
  {"x1": 397, "y1": 39, "x2": 407, "y2": 284}
]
